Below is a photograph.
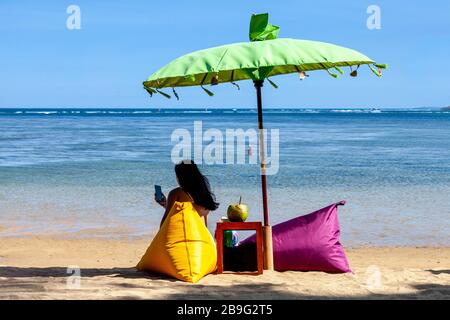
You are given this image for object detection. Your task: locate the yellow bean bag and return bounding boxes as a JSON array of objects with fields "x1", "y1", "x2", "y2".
[{"x1": 136, "y1": 201, "x2": 217, "y2": 283}]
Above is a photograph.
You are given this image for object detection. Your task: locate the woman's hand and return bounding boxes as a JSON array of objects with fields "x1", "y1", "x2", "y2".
[{"x1": 155, "y1": 193, "x2": 167, "y2": 208}]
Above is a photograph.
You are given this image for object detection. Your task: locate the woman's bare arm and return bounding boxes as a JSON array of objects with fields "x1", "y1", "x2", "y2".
[
  {"x1": 195, "y1": 205, "x2": 210, "y2": 217},
  {"x1": 193, "y1": 204, "x2": 209, "y2": 227}
]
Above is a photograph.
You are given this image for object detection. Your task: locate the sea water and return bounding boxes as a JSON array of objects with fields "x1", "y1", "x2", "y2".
[{"x1": 0, "y1": 108, "x2": 449, "y2": 246}]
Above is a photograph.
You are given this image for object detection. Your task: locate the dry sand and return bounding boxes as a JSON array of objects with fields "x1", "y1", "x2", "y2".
[{"x1": 0, "y1": 237, "x2": 448, "y2": 299}]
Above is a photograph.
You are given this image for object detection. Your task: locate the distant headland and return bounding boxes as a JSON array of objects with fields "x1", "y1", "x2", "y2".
[{"x1": 441, "y1": 106, "x2": 450, "y2": 111}]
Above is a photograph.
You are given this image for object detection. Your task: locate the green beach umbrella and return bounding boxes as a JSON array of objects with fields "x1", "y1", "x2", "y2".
[{"x1": 143, "y1": 13, "x2": 386, "y2": 270}]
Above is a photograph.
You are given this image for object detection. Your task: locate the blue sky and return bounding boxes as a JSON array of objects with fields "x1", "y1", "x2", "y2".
[{"x1": 1, "y1": 1, "x2": 449, "y2": 108}]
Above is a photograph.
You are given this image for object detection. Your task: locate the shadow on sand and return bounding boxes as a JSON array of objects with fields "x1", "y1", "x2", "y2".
[
  {"x1": 426, "y1": 269, "x2": 450, "y2": 275},
  {"x1": 0, "y1": 266, "x2": 449, "y2": 300},
  {"x1": 0, "y1": 266, "x2": 173, "y2": 281}
]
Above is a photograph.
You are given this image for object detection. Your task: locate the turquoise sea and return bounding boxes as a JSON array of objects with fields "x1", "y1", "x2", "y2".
[{"x1": 0, "y1": 108, "x2": 449, "y2": 246}]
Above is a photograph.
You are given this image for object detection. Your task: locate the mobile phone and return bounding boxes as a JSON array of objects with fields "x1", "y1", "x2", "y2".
[{"x1": 155, "y1": 185, "x2": 164, "y2": 202}]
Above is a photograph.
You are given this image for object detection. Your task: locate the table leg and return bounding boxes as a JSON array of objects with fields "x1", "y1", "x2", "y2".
[{"x1": 216, "y1": 225, "x2": 223, "y2": 274}]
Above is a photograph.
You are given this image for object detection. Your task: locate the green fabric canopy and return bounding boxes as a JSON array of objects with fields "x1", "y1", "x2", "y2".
[
  {"x1": 143, "y1": 13, "x2": 386, "y2": 98},
  {"x1": 144, "y1": 38, "x2": 380, "y2": 92}
]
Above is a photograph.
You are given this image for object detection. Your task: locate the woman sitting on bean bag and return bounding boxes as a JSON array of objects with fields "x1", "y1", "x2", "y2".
[{"x1": 137, "y1": 160, "x2": 219, "y2": 283}]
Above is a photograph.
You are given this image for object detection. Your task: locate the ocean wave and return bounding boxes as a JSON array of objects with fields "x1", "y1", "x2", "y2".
[
  {"x1": 0, "y1": 108, "x2": 448, "y2": 117},
  {"x1": 24, "y1": 111, "x2": 58, "y2": 115},
  {"x1": 330, "y1": 109, "x2": 382, "y2": 113}
]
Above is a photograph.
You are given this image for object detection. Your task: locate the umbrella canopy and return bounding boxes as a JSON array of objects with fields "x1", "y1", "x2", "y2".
[
  {"x1": 143, "y1": 13, "x2": 386, "y2": 271},
  {"x1": 143, "y1": 13, "x2": 386, "y2": 97},
  {"x1": 144, "y1": 38, "x2": 379, "y2": 92}
]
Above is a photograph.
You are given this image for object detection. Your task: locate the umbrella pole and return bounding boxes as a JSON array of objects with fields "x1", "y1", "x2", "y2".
[{"x1": 254, "y1": 80, "x2": 274, "y2": 271}]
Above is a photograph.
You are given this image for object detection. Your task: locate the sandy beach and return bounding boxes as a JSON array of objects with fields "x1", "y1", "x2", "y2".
[
  {"x1": 2, "y1": 0, "x2": 450, "y2": 307},
  {"x1": 0, "y1": 237, "x2": 448, "y2": 300}
]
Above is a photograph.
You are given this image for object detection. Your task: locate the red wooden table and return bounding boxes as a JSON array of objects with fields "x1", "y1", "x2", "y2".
[{"x1": 215, "y1": 221, "x2": 263, "y2": 275}]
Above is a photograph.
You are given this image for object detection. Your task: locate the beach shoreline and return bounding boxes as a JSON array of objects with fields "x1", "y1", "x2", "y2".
[{"x1": 0, "y1": 236, "x2": 448, "y2": 300}]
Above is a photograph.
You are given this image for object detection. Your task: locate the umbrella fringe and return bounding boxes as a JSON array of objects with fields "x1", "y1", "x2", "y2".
[
  {"x1": 199, "y1": 73, "x2": 214, "y2": 96},
  {"x1": 349, "y1": 65, "x2": 360, "y2": 77},
  {"x1": 211, "y1": 74, "x2": 219, "y2": 86},
  {"x1": 230, "y1": 70, "x2": 240, "y2": 90},
  {"x1": 156, "y1": 89, "x2": 171, "y2": 99},
  {"x1": 369, "y1": 65, "x2": 382, "y2": 77},
  {"x1": 374, "y1": 63, "x2": 388, "y2": 70},
  {"x1": 267, "y1": 78, "x2": 278, "y2": 89},
  {"x1": 144, "y1": 86, "x2": 157, "y2": 97},
  {"x1": 334, "y1": 66, "x2": 344, "y2": 75},
  {"x1": 231, "y1": 82, "x2": 240, "y2": 90},
  {"x1": 326, "y1": 69, "x2": 339, "y2": 78},
  {"x1": 201, "y1": 86, "x2": 215, "y2": 97},
  {"x1": 172, "y1": 88, "x2": 180, "y2": 100},
  {"x1": 295, "y1": 66, "x2": 309, "y2": 80}
]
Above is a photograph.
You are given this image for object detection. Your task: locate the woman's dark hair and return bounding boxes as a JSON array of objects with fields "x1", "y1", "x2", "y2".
[{"x1": 175, "y1": 160, "x2": 219, "y2": 211}]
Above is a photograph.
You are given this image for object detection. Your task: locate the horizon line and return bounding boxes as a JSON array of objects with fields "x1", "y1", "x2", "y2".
[{"x1": 0, "y1": 106, "x2": 444, "y2": 110}]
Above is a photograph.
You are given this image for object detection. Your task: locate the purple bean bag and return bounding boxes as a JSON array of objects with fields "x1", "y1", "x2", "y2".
[{"x1": 241, "y1": 201, "x2": 351, "y2": 273}]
